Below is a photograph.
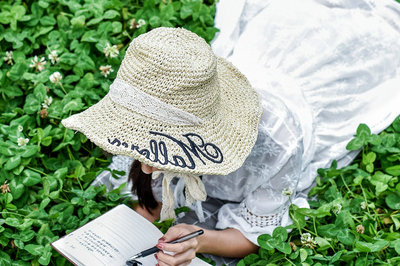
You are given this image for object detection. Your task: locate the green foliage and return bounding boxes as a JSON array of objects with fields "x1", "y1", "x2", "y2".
[
  {"x1": 0, "y1": 0, "x2": 217, "y2": 264},
  {"x1": 239, "y1": 116, "x2": 400, "y2": 265}
]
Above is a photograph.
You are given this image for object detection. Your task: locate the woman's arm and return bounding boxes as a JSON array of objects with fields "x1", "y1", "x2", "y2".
[
  {"x1": 134, "y1": 204, "x2": 258, "y2": 258},
  {"x1": 156, "y1": 223, "x2": 259, "y2": 266}
]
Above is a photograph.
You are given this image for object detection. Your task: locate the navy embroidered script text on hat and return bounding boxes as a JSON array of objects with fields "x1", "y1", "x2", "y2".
[{"x1": 108, "y1": 131, "x2": 223, "y2": 170}]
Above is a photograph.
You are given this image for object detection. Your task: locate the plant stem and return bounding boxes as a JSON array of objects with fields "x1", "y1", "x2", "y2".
[
  {"x1": 303, "y1": 227, "x2": 317, "y2": 236},
  {"x1": 48, "y1": 115, "x2": 62, "y2": 120},
  {"x1": 59, "y1": 83, "x2": 67, "y2": 95},
  {"x1": 26, "y1": 166, "x2": 47, "y2": 176},
  {"x1": 284, "y1": 257, "x2": 296, "y2": 265},
  {"x1": 0, "y1": 211, "x2": 25, "y2": 217},
  {"x1": 313, "y1": 217, "x2": 318, "y2": 237},
  {"x1": 340, "y1": 174, "x2": 354, "y2": 197}
]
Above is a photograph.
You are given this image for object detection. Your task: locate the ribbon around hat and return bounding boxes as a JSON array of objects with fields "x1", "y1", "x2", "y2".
[{"x1": 152, "y1": 171, "x2": 207, "y2": 221}]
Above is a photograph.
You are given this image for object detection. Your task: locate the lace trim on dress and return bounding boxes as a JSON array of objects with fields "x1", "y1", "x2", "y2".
[{"x1": 240, "y1": 202, "x2": 287, "y2": 227}]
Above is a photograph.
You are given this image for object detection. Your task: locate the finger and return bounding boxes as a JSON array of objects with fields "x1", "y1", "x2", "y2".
[
  {"x1": 158, "y1": 239, "x2": 197, "y2": 253},
  {"x1": 157, "y1": 260, "x2": 171, "y2": 266},
  {"x1": 162, "y1": 226, "x2": 190, "y2": 242},
  {"x1": 157, "y1": 249, "x2": 196, "y2": 266}
]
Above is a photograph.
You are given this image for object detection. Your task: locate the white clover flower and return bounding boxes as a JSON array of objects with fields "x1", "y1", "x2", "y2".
[
  {"x1": 17, "y1": 125, "x2": 23, "y2": 132},
  {"x1": 282, "y1": 187, "x2": 293, "y2": 196},
  {"x1": 49, "y1": 72, "x2": 62, "y2": 84},
  {"x1": 300, "y1": 233, "x2": 317, "y2": 248},
  {"x1": 48, "y1": 50, "x2": 60, "y2": 65},
  {"x1": 137, "y1": 19, "x2": 146, "y2": 28},
  {"x1": 42, "y1": 95, "x2": 53, "y2": 109},
  {"x1": 3, "y1": 51, "x2": 13, "y2": 65},
  {"x1": 29, "y1": 56, "x2": 46, "y2": 72},
  {"x1": 332, "y1": 203, "x2": 342, "y2": 214},
  {"x1": 17, "y1": 137, "x2": 29, "y2": 146},
  {"x1": 103, "y1": 43, "x2": 119, "y2": 58},
  {"x1": 99, "y1": 65, "x2": 114, "y2": 77},
  {"x1": 361, "y1": 201, "x2": 367, "y2": 210}
]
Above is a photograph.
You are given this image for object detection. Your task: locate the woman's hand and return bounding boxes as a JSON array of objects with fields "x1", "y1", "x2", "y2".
[{"x1": 155, "y1": 224, "x2": 203, "y2": 266}]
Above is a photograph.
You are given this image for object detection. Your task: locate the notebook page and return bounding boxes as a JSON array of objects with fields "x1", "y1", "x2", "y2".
[
  {"x1": 52, "y1": 205, "x2": 209, "y2": 266},
  {"x1": 52, "y1": 205, "x2": 161, "y2": 265}
]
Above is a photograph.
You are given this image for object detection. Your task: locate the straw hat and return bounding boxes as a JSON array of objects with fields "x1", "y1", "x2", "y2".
[{"x1": 62, "y1": 27, "x2": 262, "y2": 177}]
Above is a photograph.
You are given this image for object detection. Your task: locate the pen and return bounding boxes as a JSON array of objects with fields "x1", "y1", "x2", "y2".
[{"x1": 126, "y1": 229, "x2": 204, "y2": 261}]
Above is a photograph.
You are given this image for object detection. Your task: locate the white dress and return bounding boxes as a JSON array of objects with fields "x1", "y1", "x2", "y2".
[{"x1": 93, "y1": 0, "x2": 400, "y2": 248}]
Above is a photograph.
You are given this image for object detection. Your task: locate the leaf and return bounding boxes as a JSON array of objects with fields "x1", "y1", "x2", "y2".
[
  {"x1": 81, "y1": 30, "x2": 99, "y2": 42},
  {"x1": 392, "y1": 116, "x2": 400, "y2": 132},
  {"x1": 257, "y1": 234, "x2": 274, "y2": 250},
  {"x1": 21, "y1": 145, "x2": 39, "y2": 158},
  {"x1": 59, "y1": 53, "x2": 78, "y2": 65},
  {"x1": 71, "y1": 15, "x2": 85, "y2": 27},
  {"x1": 4, "y1": 155, "x2": 21, "y2": 170},
  {"x1": 3, "y1": 85, "x2": 23, "y2": 97},
  {"x1": 272, "y1": 227, "x2": 288, "y2": 242},
  {"x1": 22, "y1": 169, "x2": 42, "y2": 186},
  {"x1": 54, "y1": 167, "x2": 68, "y2": 179},
  {"x1": 363, "y1": 152, "x2": 376, "y2": 164},
  {"x1": 149, "y1": 16, "x2": 161, "y2": 27},
  {"x1": 63, "y1": 98, "x2": 84, "y2": 113},
  {"x1": 385, "y1": 165, "x2": 400, "y2": 176},
  {"x1": 5, "y1": 217, "x2": 21, "y2": 227},
  {"x1": 356, "y1": 123, "x2": 371, "y2": 139},
  {"x1": 0, "y1": 250, "x2": 11, "y2": 264},
  {"x1": 40, "y1": 16, "x2": 56, "y2": 26},
  {"x1": 87, "y1": 16, "x2": 103, "y2": 26},
  {"x1": 34, "y1": 83, "x2": 47, "y2": 102},
  {"x1": 23, "y1": 94, "x2": 41, "y2": 114},
  {"x1": 10, "y1": 179, "x2": 25, "y2": 200},
  {"x1": 11, "y1": 5, "x2": 26, "y2": 20},
  {"x1": 346, "y1": 137, "x2": 363, "y2": 150},
  {"x1": 330, "y1": 250, "x2": 343, "y2": 263},
  {"x1": 24, "y1": 244, "x2": 44, "y2": 256},
  {"x1": 386, "y1": 192, "x2": 400, "y2": 210},
  {"x1": 243, "y1": 253, "x2": 259, "y2": 264},
  {"x1": 103, "y1": 10, "x2": 120, "y2": 19},
  {"x1": 315, "y1": 237, "x2": 331, "y2": 251},
  {"x1": 392, "y1": 239, "x2": 400, "y2": 255},
  {"x1": 111, "y1": 21, "x2": 122, "y2": 33},
  {"x1": 274, "y1": 241, "x2": 291, "y2": 254},
  {"x1": 7, "y1": 62, "x2": 29, "y2": 81},
  {"x1": 370, "y1": 171, "x2": 392, "y2": 196},
  {"x1": 370, "y1": 240, "x2": 389, "y2": 252},
  {"x1": 289, "y1": 204, "x2": 306, "y2": 228},
  {"x1": 300, "y1": 248, "x2": 308, "y2": 262},
  {"x1": 337, "y1": 229, "x2": 354, "y2": 246}
]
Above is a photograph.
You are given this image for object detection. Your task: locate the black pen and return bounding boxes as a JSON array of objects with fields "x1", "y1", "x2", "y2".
[{"x1": 126, "y1": 229, "x2": 204, "y2": 262}]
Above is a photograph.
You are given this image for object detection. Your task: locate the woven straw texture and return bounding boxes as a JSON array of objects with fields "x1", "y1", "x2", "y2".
[{"x1": 62, "y1": 27, "x2": 262, "y2": 176}]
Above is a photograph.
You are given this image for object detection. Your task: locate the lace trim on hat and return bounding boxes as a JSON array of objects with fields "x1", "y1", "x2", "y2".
[
  {"x1": 108, "y1": 78, "x2": 203, "y2": 126},
  {"x1": 240, "y1": 202, "x2": 287, "y2": 227}
]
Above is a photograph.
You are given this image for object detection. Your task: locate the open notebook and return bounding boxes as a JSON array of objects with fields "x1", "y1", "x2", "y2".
[{"x1": 51, "y1": 204, "x2": 209, "y2": 266}]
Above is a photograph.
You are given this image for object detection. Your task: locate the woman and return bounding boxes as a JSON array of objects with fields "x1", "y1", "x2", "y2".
[{"x1": 63, "y1": 0, "x2": 400, "y2": 265}]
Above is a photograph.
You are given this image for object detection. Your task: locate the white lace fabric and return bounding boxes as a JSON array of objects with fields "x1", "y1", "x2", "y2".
[
  {"x1": 108, "y1": 78, "x2": 202, "y2": 126},
  {"x1": 240, "y1": 202, "x2": 288, "y2": 227}
]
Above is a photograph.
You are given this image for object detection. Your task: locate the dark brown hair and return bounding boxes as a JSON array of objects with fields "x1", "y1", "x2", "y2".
[{"x1": 128, "y1": 160, "x2": 158, "y2": 213}]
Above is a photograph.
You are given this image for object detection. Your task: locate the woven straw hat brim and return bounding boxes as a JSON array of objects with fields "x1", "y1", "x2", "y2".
[{"x1": 62, "y1": 57, "x2": 261, "y2": 176}]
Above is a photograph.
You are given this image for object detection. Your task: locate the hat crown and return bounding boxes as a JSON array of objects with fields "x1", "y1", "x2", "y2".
[{"x1": 117, "y1": 27, "x2": 219, "y2": 118}]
